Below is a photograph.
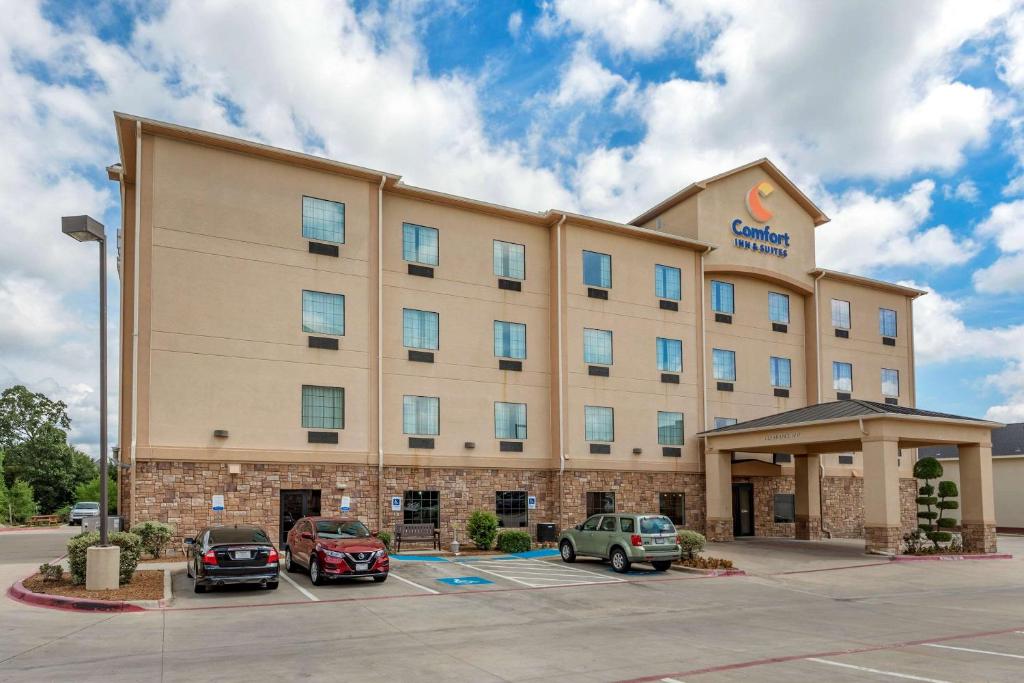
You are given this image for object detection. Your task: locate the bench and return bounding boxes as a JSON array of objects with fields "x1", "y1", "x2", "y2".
[
  {"x1": 29, "y1": 514, "x2": 62, "y2": 526},
  {"x1": 393, "y1": 523, "x2": 440, "y2": 553}
]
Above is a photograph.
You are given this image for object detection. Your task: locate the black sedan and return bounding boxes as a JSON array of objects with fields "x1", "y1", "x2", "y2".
[{"x1": 184, "y1": 525, "x2": 279, "y2": 593}]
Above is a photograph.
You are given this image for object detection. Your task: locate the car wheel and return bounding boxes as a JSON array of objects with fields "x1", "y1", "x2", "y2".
[
  {"x1": 373, "y1": 574, "x2": 388, "y2": 583},
  {"x1": 266, "y1": 581, "x2": 279, "y2": 590},
  {"x1": 193, "y1": 575, "x2": 207, "y2": 594},
  {"x1": 284, "y1": 548, "x2": 297, "y2": 573},
  {"x1": 559, "y1": 540, "x2": 576, "y2": 563},
  {"x1": 309, "y1": 559, "x2": 324, "y2": 586},
  {"x1": 652, "y1": 560, "x2": 672, "y2": 572},
  {"x1": 186, "y1": 560, "x2": 192, "y2": 579},
  {"x1": 610, "y1": 547, "x2": 631, "y2": 574}
]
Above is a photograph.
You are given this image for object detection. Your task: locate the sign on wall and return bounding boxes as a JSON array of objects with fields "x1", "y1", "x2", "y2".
[
  {"x1": 731, "y1": 181, "x2": 790, "y2": 258},
  {"x1": 391, "y1": 496, "x2": 402, "y2": 511},
  {"x1": 211, "y1": 494, "x2": 225, "y2": 511},
  {"x1": 528, "y1": 495, "x2": 537, "y2": 510},
  {"x1": 340, "y1": 496, "x2": 351, "y2": 512}
]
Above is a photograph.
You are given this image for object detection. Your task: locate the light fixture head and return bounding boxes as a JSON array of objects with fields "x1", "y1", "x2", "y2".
[{"x1": 61, "y1": 215, "x2": 105, "y2": 242}]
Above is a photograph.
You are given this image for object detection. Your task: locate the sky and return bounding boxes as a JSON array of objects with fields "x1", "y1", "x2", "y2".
[{"x1": 2, "y1": 0, "x2": 1024, "y2": 457}]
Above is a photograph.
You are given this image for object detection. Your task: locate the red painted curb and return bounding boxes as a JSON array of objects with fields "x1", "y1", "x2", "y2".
[
  {"x1": 889, "y1": 553, "x2": 1013, "y2": 562},
  {"x1": 0, "y1": 526, "x2": 69, "y2": 533},
  {"x1": 6, "y1": 581, "x2": 146, "y2": 613}
]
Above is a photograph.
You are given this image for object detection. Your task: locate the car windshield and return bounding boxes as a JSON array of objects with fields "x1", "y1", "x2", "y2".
[
  {"x1": 209, "y1": 528, "x2": 270, "y2": 545},
  {"x1": 76, "y1": 503, "x2": 100, "y2": 510},
  {"x1": 316, "y1": 521, "x2": 371, "y2": 539},
  {"x1": 639, "y1": 516, "x2": 676, "y2": 534}
]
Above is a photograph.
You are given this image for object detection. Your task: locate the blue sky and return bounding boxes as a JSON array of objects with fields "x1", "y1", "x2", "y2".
[{"x1": 3, "y1": 0, "x2": 1024, "y2": 455}]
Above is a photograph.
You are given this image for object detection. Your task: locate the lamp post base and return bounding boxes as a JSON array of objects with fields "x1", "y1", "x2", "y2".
[{"x1": 86, "y1": 545, "x2": 121, "y2": 591}]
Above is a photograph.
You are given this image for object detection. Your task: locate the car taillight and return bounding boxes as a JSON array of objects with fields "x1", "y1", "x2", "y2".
[
  {"x1": 266, "y1": 548, "x2": 279, "y2": 564},
  {"x1": 202, "y1": 550, "x2": 218, "y2": 566},
  {"x1": 630, "y1": 534, "x2": 644, "y2": 547},
  {"x1": 676, "y1": 535, "x2": 682, "y2": 545}
]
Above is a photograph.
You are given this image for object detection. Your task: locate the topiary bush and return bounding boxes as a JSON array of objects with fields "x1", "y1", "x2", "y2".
[
  {"x1": 67, "y1": 531, "x2": 142, "y2": 585},
  {"x1": 678, "y1": 530, "x2": 706, "y2": 560},
  {"x1": 496, "y1": 530, "x2": 531, "y2": 554},
  {"x1": 466, "y1": 510, "x2": 499, "y2": 550},
  {"x1": 377, "y1": 530, "x2": 392, "y2": 550},
  {"x1": 38, "y1": 562, "x2": 64, "y2": 581},
  {"x1": 133, "y1": 521, "x2": 173, "y2": 558}
]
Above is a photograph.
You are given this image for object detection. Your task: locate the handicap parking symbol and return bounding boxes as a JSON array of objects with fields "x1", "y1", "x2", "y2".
[{"x1": 436, "y1": 576, "x2": 494, "y2": 586}]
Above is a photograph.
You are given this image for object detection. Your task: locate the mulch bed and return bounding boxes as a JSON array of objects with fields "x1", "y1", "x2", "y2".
[
  {"x1": 676, "y1": 556, "x2": 735, "y2": 570},
  {"x1": 22, "y1": 570, "x2": 165, "y2": 601}
]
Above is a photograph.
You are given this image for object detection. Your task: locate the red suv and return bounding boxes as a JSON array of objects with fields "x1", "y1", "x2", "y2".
[{"x1": 284, "y1": 517, "x2": 389, "y2": 586}]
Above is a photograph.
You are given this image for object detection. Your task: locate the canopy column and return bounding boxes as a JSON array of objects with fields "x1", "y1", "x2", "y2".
[
  {"x1": 794, "y1": 454, "x2": 821, "y2": 540},
  {"x1": 959, "y1": 442, "x2": 997, "y2": 553},
  {"x1": 705, "y1": 448, "x2": 733, "y2": 541},
  {"x1": 862, "y1": 437, "x2": 902, "y2": 554}
]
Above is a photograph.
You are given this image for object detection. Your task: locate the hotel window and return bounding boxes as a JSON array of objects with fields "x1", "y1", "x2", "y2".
[
  {"x1": 403, "y1": 395, "x2": 439, "y2": 435},
  {"x1": 403, "y1": 490, "x2": 440, "y2": 527},
  {"x1": 302, "y1": 290, "x2": 344, "y2": 336},
  {"x1": 656, "y1": 337, "x2": 682, "y2": 373},
  {"x1": 496, "y1": 491, "x2": 528, "y2": 528},
  {"x1": 882, "y1": 368, "x2": 900, "y2": 397},
  {"x1": 302, "y1": 196, "x2": 345, "y2": 243},
  {"x1": 585, "y1": 406, "x2": 614, "y2": 442},
  {"x1": 715, "y1": 417, "x2": 738, "y2": 429},
  {"x1": 583, "y1": 328, "x2": 613, "y2": 365},
  {"x1": 770, "y1": 356, "x2": 792, "y2": 388},
  {"x1": 768, "y1": 292, "x2": 790, "y2": 324},
  {"x1": 494, "y1": 402, "x2": 527, "y2": 440},
  {"x1": 493, "y1": 321, "x2": 527, "y2": 359},
  {"x1": 831, "y1": 299, "x2": 851, "y2": 329},
  {"x1": 657, "y1": 412, "x2": 684, "y2": 446},
  {"x1": 493, "y1": 240, "x2": 525, "y2": 280},
  {"x1": 879, "y1": 308, "x2": 897, "y2": 337},
  {"x1": 582, "y1": 250, "x2": 612, "y2": 288},
  {"x1": 833, "y1": 361, "x2": 853, "y2": 392},
  {"x1": 403, "y1": 309, "x2": 439, "y2": 350},
  {"x1": 711, "y1": 281, "x2": 734, "y2": 314},
  {"x1": 586, "y1": 491, "x2": 616, "y2": 516},
  {"x1": 301, "y1": 385, "x2": 344, "y2": 429},
  {"x1": 712, "y1": 349, "x2": 736, "y2": 381},
  {"x1": 655, "y1": 264, "x2": 681, "y2": 300},
  {"x1": 774, "y1": 494, "x2": 796, "y2": 523},
  {"x1": 659, "y1": 492, "x2": 685, "y2": 526},
  {"x1": 402, "y1": 222, "x2": 439, "y2": 265}
]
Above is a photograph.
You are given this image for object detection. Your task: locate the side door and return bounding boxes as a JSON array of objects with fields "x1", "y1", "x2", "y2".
[
  {"x1": 575, "y1": 515, "x2": 602, "y2": 556},
  {"x1": 295, "y1": 521, "x2": 313, "y2": 566},
  {"x1": 596, "y1": 515, "x2": 619, "y2": 558}
]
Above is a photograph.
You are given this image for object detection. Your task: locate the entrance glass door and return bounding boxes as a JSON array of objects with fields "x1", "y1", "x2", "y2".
[
  {"x1": 732, "y1": 483, "x2": 754, "y2": 537},
  {"x1": 280, "y1": 489, "x2": 322, "y2": 545}
]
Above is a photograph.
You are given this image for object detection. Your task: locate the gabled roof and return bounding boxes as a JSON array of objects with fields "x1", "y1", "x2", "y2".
[
  {"x1": 628, "y1": 158, "x2": 830, "y2": 228},
  {"x1": 810, "y1": 268, "x2": 927, "y2": 299},
  {"x1": 699, "y1": 400, "x2": 993, "y2": 436},
  {"x1": 919, "y1": 422, "x2": 1024, "y2": 459}
]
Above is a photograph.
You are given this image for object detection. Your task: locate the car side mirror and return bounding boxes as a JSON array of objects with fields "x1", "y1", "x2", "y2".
[
  {"x1": 575, "y1": 524, "x2": 583, "y2": 531},
  {"x1": 184, "y1": 537, "x2": 195, "y2": 544},
  {"x1": 301, "y1": 532, "x2": 314, "y2": 540}
]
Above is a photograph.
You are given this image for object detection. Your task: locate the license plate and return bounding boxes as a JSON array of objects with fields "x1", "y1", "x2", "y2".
[
  {"x1": 356, "y1": 563, "x2": 369, "y2": 571},
  {"x1": 654, "y1": 538, "x2": 667, "y2": 544},
  {"x1": 234, "y1": 550, "x2": 252, "y2": 559}
]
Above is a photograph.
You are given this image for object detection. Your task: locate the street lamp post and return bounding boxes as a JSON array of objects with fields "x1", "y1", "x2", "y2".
[{"x1": 62, "y1": 215, "x2": 118, "y2": 590}]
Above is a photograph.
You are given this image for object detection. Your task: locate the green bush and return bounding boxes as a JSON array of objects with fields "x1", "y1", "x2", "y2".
[
  {"x1": 376, "y1": 530, "x2": 392, "y2": 550},
  {"x1": 38, "y1": 562, "x2": 64, "y2": 581},
  {"x1": 133, "y1": 521, "x2": 173, "y2": 558},
  {"x1": 67, "y1": 531, "x2": 142, "y2": 585},
  {"x1": 678, "y1": 530, "x2": 706, "y2": 560},
  {"x1": 54, "y1": 504, "x2": 72, "y2": 523},
  {"x1": 495, "y1": 530, "x2": 531, "y2": 554},
  {"x1": 0, "y1": 479, "x2": 39, "y2": 523},
  {"x1": 74, "y1": 477, "x2": 117, "y2": 514},
  {"x1": 466, "y1": 510, "x2": 499, "y2": 550},
  {"x1": 913, "y1": 457, "x2": 943, "y2": 480}
]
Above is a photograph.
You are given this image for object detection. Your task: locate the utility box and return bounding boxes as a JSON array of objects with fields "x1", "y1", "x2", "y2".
[
  {"x1": 82, "y1": 516, "x2": 122, "y2": 534},
  {"x1": 536, "y1": 523, "x2": 557, "y2": 542}
]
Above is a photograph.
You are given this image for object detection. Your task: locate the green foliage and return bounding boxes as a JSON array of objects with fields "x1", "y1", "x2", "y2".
[
  {"x1": 937, "y1": 517, "x2": 957, "y2": 529},
  {"x1": 927, "y1": 531, "x2": 953, "y2": 544},
  {"x1": 917, "y1": 510, "x2": 938, "y2": 520},
  {"x1": 918, "y1": 483, "x2": 935, "y2": 496},
  {"x1": 915, "y1": 458, "x2": 960, "y2": 551},
  {"x1": 133, "y1": 521, "x2": 173, "y2": 558},
  {"x1": 466, "y1": 510, "x2": 499, "y2": 550},
  {"x1": 915, "y1": 496, "x2": 937, "y2": 506},
  {"x1": 495, "y1": 530, "x2": 531, "y2": 554},
  {"x1": 74, "y1": 477, "x2": 117, "y2": 514},
  {"x1": 0, "y1": 385, "x2": 71, "y2": 451},
  {"x1": 678, "y1": 530, "x2": 706, "y2": 560},
  {"x1": 38, "y1": 562, "x2": 64, "y2": 581},
  {"x1": 938, "y1": 480, "x2": 958, "y2": 498},
  {"x1": 913, "y1": 457, "x2": 943, "y2": 480},
  {"x1": 54, "y1": 504, "x2": 72, "y2": 522},
  {"x1": 376, "y1": 530, "x2": 392, "y2": 550},
  {"x1": 67, "y1": 531, "x2": 142, "y2": 585},
  {"x1": 936, "y1": 500, "x2": 959, "y2": 510},
  {"x1": 0, "y1": 479, "x2": 39, "y2": 523}
]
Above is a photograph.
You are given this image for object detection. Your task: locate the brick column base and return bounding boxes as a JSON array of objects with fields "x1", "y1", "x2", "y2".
[
  {"x1": 961, "y1": 523, "x2": 998, "y2": 554},
  {"x1": 864, "y1": 525, "x2": 902, "y2": 555},
  {"x1": 795, "y1": 515, "x2": 822, "y2": 540},
  {"x1": 705, "y1": 518, "x2": 733, "y2": 542}
]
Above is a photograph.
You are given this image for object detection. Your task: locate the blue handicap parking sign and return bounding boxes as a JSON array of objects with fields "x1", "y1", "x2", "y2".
[{"x1": 436, "y1": 576, "x2": 494, "y2": 586}]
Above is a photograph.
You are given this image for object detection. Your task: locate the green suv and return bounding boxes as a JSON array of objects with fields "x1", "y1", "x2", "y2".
[{"x1": 558, "y1": 513, "x2": 681, "y2": 572}]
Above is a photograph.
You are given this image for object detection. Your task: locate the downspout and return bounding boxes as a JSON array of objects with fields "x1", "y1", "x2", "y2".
[
  {"x1": 555, "y1": 215, "x2": 567, "y2": 524},
  {"x1": 377, "y1": 175, "x2": 386, "y2": 529},
  {"x1": 698, "y1": 249, "x2": 709, "y2": 432},
  {"x1": 813, "y1": 271, "x2": 828, "y2": 537},
  {"x1": 129, "y1": 120, "x2": 141, "y2": 527}
]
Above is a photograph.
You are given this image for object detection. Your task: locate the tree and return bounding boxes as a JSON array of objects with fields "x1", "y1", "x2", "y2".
[
  {"x1": 74, "y1": 476, "x2": 117, "y2": 514},
  {"x1": 914, "y1": 457, "x2": 958, "y2": 549},
  {"x1": 1, "y1": 480, "x2": 39, "y2": 524},
  {"x1": 0, "y1": 385, "x2": 71, "y2": 452}
]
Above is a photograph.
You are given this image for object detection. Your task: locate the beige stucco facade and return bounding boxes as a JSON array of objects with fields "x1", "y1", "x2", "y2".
[{"x1": 110, "y1": 114, "x2": 997, "y2": 554}]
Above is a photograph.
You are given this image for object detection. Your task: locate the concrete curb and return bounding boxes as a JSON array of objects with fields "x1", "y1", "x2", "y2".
[
  {"x1": 7, "y1": 580, "x2": 147, "y2": 613},
  {"x1": 888, "y1": 553, "x2": 1013, "y2": 562},
  {"x1": 670, "y1": 566, "x2": 746, "y2": 577}
]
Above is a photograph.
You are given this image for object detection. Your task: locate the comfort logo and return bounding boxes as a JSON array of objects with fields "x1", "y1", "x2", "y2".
[{"x1": 745, "y1": 181, "x2": 774, "y2": 223}]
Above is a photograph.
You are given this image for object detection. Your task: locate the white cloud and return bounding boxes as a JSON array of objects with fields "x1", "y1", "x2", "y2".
[
  {"x1": 553, "y1": 45, "x2": 627, "y2": 106},
  {"x1": 998, "y1": 9, "x2": 1024, "y2": 89},
  {"x1": 973, "y1": 199, "x2": 1024, "y2": 293},
  {"x1": 507, "y1": 11, "x2": 523, "y2": 38},
  {"x1": 944, "y1": 179, "x2": 980, "y2": 202}
]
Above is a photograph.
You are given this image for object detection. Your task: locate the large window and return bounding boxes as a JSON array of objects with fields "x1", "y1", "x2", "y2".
[
  {"x1": 496, "y1": 491, "x2": 528, "y2": 528},
  {"x1": 711, "y1": 280, "x2": 734, "y2": 314},
  {"x1": 655, "y1": 337, "x2": 682, "y2": 373},
  {"x1": 493, "y1": 240, "x2": 525, "y2": 280},
  {"x1": 774, "y1": 494, "x2": 795, "y2": 523},
  {"x1": 583, "y1": 328, "x2": 613, "y2": 365},
  {"x1": 586, "y1": 491, "x2": 615, "y2": 516},
  {"x1": 402, "y1": 396, "x2": 439, "y2": 435},
  {"x1": 302, "y1": 290, "x2": 344, "y2": 336},
  {"x1": 403, "y1": 490, "x2": 440, "y2": 527},
  {"x1": 768, "y1": 292, "x2": 790, "y2": 324},
  {"x1": 655, "y1": 264, "x2": 681, "y2": 300},
  {"x1": 402, "y1": 222, "x2": 439, "y2": 265},
  {"x1": 302, "y1": 196, "x2": 345, "y2": 243},
  {"x1": 582, "y1": 250, "x2": 612, "y2": 288},
  {"x1": 882, "y1": 368, "x2": 900, "y2": 397},
  {"x1": 657, "y1": 412, "x2": 684, "y2": 446},
  {"x1": 403, "y1": 309, "x2": 439, "y2": 350},
  {"x1": 831, "y1": 299, "x2": 851, "y2": 329},
  {"x1": 584, "y1": 406, "x2": 614, "y2": 442},
  {"x1": 712, "y1": 349, "x2": 736, "y2": 381},
  {"x1": 494, "y1": 321, "x2": 527, "y2": 359},
  {"x1": 833, "y1": 361, "x2": 853, "y2": 392},
  {"x1": 494, "y1": 402, "x2": 527, "y2": 440},
  {"x1": 879, "y1": 308, "x2": 897, "y2": 337},
  {"x1": 301, "y1": 385, "x2": 344, "y2": 429},
  {"x1": 659, "y1": 493, "x2": 685, "y2": 525},
  {"x1": 714, "y1": 417, "x2": 738, "y2": 429},
  {"x1": 770, "y1": 356, "x2": 792, "y2": 388}
]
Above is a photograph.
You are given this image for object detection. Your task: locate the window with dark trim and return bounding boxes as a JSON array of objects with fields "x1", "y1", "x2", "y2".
[
  {"x1": 586, "y1": 491, "x2": 615, "y2": 516},
  {"x1": 403, "y1": 490, "x2": 440, "y2": 527},
  {"x1": 773, "y1": 494, "x2": 795, "y2": 523},
  {"x1": 495, "y1": 491, "x2": 528, "y2": 528},
  {"x1": 659, "y1": 492, "x2": 685, "y2": 525}
]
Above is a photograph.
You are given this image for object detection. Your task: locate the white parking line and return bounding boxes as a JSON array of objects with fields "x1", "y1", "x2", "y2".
[
  {"x1": 924, "y1": 643, "x2": 1024, "y2": 659},
  {"x1": 661, "y1": 678, "x2": 685, "y2": 683},
  {"x1": 457, "y1": 558, "x2": 625, "y2": 588},
  {"x1": 389, "y1": 571, "x2": 440, "y2": 594},
  {"x1": 279, "y1": 572, "x2": 319, "y2": 601},
  {"x1": 807, "y1": 658, "x2": 952, "y2": 682}
]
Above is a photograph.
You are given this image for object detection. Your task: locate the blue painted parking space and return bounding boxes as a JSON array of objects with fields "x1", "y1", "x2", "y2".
[{"x1": 436, "y1": 576, "x2": 494, "y2": 587}]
